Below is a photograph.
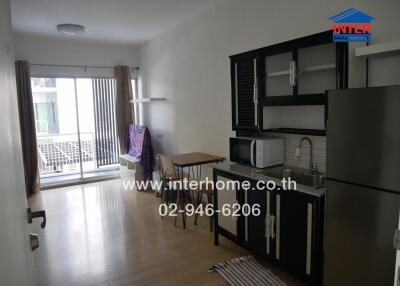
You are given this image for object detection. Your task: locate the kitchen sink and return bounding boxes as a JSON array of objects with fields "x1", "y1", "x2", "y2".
[{"x1": 257, "y1": 165, "x2": 325, "y2": 189}]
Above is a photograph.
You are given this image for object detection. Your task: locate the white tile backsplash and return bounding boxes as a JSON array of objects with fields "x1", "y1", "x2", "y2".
[
  {"x1": 267, "y1": 133, "x2": 327, "y2": 173},
  {"x1": 262, "y1": 105, "x2": 326, "y2": 172}
]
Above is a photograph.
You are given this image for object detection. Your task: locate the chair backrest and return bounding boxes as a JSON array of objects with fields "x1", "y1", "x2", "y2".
[
  {"x1": 202, "y1": 165, "x2": 213, "y2": 180},
  {"x1": 157, "y1": 154, "x2": 176, "y2": 176}
]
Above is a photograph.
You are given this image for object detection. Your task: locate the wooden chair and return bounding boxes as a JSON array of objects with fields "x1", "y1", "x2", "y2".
[
  {"x1": 158, "y1": 154, "x2": 189, "y2": 228},
  {"x1": 194, "y1": 181, "x2": 214, "y2": 232},
  {"x1": 158, "y1": 154, "x2": 188, "y2": 201},
  {"x1": 191, "y1": 165, "x2": 214, "y2": 232}
]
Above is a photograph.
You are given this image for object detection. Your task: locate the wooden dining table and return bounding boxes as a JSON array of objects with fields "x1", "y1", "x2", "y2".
[
  {"x1": 169, "y1": 152, "x2": 225, "y2": 229},
  {"x1": 171, "y1": 152, "x2": 225, "y2": 167},
  {"x1": 171, "y1": 152, "x2": 225, "y2": 179}
]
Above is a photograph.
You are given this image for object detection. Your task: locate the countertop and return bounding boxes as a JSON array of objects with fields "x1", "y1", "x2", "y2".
[{"x1": 211, "y1": 161, "x2": 325, "y2": 197}]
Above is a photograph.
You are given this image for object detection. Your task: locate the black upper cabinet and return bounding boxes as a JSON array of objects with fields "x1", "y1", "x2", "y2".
[
  {"x1": 261, "y1": 31, "x2": 348, "y2": 106},
  {"x1": 231, "y1": 54, "x2": 261, "y2": 131},
  {"x1": 230, "y1": 31, "x2": 348, "y2": 131}
]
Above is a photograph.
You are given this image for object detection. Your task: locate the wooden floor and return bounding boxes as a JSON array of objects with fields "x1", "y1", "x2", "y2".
[{"x1": 29, "y1": 179, "x2": 304, "y2": 286}]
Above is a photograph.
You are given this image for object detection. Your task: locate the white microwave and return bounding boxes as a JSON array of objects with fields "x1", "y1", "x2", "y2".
[{"x1": 229, "y1": 137, "x2": 284, "y2": 168}]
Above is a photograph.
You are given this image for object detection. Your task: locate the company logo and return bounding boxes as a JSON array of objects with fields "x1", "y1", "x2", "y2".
[{"x1": 329, "y1": 8, "x2": 375, "y2": 42}]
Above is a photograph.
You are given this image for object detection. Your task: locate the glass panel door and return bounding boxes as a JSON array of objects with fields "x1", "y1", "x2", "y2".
[
  {"x1": 297, "y1": 43, "x2": 336, "y2": 95},
  {"x1": 76, "y1": 78, "x2": 120, "y2": 178},
  {"x1": 32, "y1": 77, "x2": 121, "y2": 185},
  {"x1": 75, "y1": 78, "x2": 97, "y2": 176},
  {"x1": 265, "y1": 52, "x2": 293, "y2": 97},
  {"x1": 32, "y1": 78, "x2": 81, "y2": 180}
]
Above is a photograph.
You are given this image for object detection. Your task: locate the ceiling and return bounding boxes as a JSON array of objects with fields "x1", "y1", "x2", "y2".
[{"x1": 11, "y1": 0, "x2": 222, "y2": 45}]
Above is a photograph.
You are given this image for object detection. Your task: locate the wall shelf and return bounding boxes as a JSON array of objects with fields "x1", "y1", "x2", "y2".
[
  {"x1": 130, "y1": 97, "x2": 166, "y2": 103},
  {"x1": 300, "y1": 63, "x2": 336, "y2": 73},
  {"x1": 263, "y1": 128, "x2": 326, "y2": 136},
  {"x1": 355, "y1": 41, "x2": 400, "y2": 57},
  {"x1": 266, "y1": 63, "x2": 335, "y2": 78},
  {"x1": 267, "y1": 70, "x2": 290, "y2": 77}
]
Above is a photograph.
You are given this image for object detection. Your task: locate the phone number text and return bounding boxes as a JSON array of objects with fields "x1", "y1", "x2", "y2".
[{"x1": 159, "y1": 203, "x2": 261, "y2": 217}]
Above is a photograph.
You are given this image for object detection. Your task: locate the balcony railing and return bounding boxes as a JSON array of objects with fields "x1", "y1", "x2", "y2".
[{"x1": 37, "y1": 133, "x2": 97, "y2": 177}]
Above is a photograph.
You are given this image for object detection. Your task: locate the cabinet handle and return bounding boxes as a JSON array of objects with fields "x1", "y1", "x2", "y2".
[
  {"x1": 276, "y1": 194, "x2": 281, "y2": 260},
  {"x1": 270, "y1": 215, "x2": 276, "y2": 239},
  {"x1": 266, "y1": 192, "x2": 271, "y2": 255},
  {"x1": 234, "y1": 63, "x2": 239, "y2": 125},
  {"x1": 265, "y1": 214, "x2": 270, "y2": 238},
  {"x1": 253, "y1": 83, "x2": 257, "y2": 105},
  {"x1": 289, "y1": 60, "x2": 297, "y2": 87},
  {"x1": 292, "y1": 60, "x2": 297, "y2": 86},
  {"x1": 233, "y1": 200, "x2": 238, "y2": 221},
  {"x1": 306, "y1": 203, "x2": 313, "y2": 275},
  {"x1": 253, "y1": 58, "x2": 258, "y2": 127},
  {"x1": 245, "y1": 190, "x2": 248, "y2": 242}
]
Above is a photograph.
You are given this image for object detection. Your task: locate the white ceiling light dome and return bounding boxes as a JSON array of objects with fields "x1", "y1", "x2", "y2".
[{"x1": 57, "y1": 24, "x2": 85, "y2": 36}]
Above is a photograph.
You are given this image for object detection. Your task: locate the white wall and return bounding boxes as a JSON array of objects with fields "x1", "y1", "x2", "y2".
[
  {"x1": 0, "y1": 0, "x2": 36, "y2": 285},
  {"x1": 139, "y1": 0, "x2": 400, "y2": 158},
  {"x1": 14, "y1": 33, "x2": 140, "y2": 78}
]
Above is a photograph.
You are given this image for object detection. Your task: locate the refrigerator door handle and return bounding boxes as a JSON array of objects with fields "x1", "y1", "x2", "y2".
[
  {"x1": 234, "y1": 63, "x2": 239, "y2": 125},
  {"x1": 253, "y1": 58, "x2": 258, "y2": 127},
  {"x1": 266, "y1": 191, "x2": 271, "y2": 255},
  {"x1": 394, "y1": 229, "x2": 400, "y2": 250}
]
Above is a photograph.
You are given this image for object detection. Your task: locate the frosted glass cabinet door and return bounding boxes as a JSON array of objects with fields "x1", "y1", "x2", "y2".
[
  {"x1": 297, "y1": 43, "x2": 336, "y2": 95},
  {"x1": 265, "y1": 52, "x2": 293, "y2": 97},
  {"x1": 217, "y1": 175, "x2": 238, "y2": 236}
]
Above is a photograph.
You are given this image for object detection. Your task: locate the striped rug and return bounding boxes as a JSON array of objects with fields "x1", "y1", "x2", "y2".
[{"x1": 209, "y1": 256, "x2": 287, "y2": 286}]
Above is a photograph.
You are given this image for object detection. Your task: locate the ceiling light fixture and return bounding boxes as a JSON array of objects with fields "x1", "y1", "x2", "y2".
[{"x1": 57, "y1": 24, "x2": 85, "y2": 36}]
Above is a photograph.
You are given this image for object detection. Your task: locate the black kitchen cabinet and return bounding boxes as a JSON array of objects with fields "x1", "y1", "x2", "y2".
[
  {"x1": 277, "y1": 190, "x2": 324, "y2": 285},
  {"x1": 261, "y1": 31, "x2": 348, "y2": 107},
  {"x1": 278, "y1": 190, "x2": 309, "y2": 273},
  {"x1": 213, "y1": 168, "x2": 325, "y2": 286},
  {"x1": 245, "y1": 188, "x2": 268, "y2": 255},
  {"x1": 213, "y1": 170, "x2": 245, "y2": 244},
  {"x1": 230, "y1": 30, "x2": 348, "y2": 132}
]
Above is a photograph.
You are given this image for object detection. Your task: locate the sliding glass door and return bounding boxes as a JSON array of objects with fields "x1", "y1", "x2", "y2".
[
  {"x1": 32, "y1": 77, "x2": 121, "y2": 184},
  {"x1": 76, "y1": 78, "x2": 120, "y2": 175}
]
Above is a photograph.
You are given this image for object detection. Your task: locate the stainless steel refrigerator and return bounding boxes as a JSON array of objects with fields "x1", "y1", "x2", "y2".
[{"x1": 325, "y1": 86, "x2": 400, "y2": 286}]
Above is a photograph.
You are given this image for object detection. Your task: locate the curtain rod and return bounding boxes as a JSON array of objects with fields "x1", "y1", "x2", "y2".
[{"x1": 30, "y1": 63, "x2": 139, "y2": 71}]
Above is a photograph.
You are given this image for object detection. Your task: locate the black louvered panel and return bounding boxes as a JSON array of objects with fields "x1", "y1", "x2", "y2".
[
  {"x1": 92, "y1": 78, "x2": 120, "y2": 166},
  {"x1": 237, "y1": 59, "x2": 256, "y2": 127}
]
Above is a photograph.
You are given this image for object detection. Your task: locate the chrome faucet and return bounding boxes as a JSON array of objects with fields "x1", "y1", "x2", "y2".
[{"x1": 296, "y1": 137, "x2": 317, "y2": 174}]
